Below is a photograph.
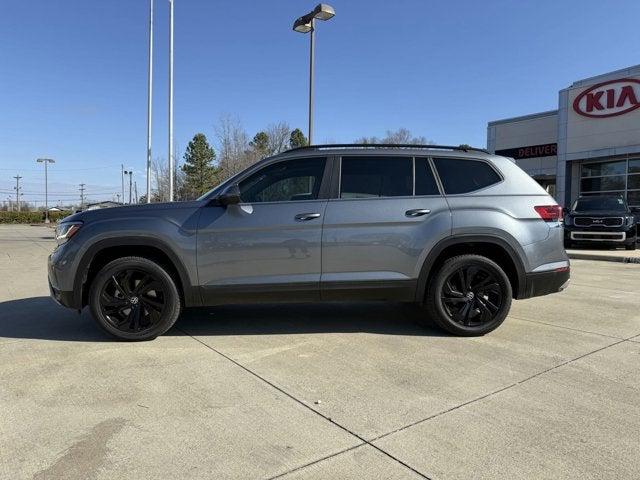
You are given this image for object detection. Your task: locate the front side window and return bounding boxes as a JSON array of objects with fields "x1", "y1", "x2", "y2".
[
  {"x1": 239, "y1": 157, "x2": 326, "y2": 203},
  {"x1": 340, "y1": 156, "x2": 412, "y2": 198},
  {"x1": 433, "y1": 158, "x2": 501, "y2": 194}
]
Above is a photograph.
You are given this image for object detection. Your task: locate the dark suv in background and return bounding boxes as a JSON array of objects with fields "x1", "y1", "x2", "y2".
[{"x1": 564, "y1": 195, "x2": 637, "y2": 250}]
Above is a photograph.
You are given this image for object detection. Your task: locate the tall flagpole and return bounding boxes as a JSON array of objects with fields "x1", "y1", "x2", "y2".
[
  {"x1": 146, "y1": 0, "x2": 154, "y2": 203},
  {"x1": 168, "y1": 0, "x2": 174, "y2": 201}
]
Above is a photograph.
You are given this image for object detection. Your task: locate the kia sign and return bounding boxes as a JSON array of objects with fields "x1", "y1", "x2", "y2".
[{"x1": 572, "y1": 78, "x2": 640, "y2": 118}]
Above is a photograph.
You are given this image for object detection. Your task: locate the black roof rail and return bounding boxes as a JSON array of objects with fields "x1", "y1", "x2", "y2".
[{"x1": 283, "y1": 143, "x2": 490, "y2": 154}]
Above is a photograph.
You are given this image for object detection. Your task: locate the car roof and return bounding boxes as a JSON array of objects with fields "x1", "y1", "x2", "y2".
[{"x1": 274, "y1": 143, "x2": 492, "y2": 159}]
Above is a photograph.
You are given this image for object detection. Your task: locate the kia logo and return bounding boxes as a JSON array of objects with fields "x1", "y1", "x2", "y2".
[
  {"x1": 593, "y1": 219, "x2": 603, "y2": 223},
  {"x1": 572, "y1": 78, "x2": 640, "y2": 118}
]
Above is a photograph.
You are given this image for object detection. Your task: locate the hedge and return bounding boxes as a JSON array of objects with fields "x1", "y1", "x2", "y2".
[{"x1": 0, "y1": 211, "x2": 72, "y2": 224}]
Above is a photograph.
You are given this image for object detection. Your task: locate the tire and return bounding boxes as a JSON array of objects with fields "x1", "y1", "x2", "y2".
[
  {"x1": 423, "y1": 254, "x2": 512, "y2": 336},
  {"x1": 89, "y1": 256, "x2": 181, "y2": 341}
]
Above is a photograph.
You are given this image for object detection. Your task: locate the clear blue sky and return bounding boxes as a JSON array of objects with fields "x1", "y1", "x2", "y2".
[{"x1": 0, "y1": 0, "x2": 637, "y2": 205}]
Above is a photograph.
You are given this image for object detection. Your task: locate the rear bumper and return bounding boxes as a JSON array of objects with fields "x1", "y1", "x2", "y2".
[{"x1": 518, "y1": 268, "x2": 570, "y2": 299}]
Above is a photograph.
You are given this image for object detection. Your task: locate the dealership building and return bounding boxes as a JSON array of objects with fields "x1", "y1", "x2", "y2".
[{"x1": 487, "y1": 64, "x2": 640, "y2": 208}]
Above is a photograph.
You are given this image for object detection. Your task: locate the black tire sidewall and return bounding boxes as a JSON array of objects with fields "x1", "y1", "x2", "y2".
[
  {"x1": 427, "y1": 255, "x2": 512, "y2": 336},
  {"x1": 89, "y1": 257, "x2": 181, "y2": 341}
]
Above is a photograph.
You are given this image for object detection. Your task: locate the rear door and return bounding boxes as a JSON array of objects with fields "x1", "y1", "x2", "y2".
[{"x1": 321, "y1": 155, "x2": 451, "y2": 301}]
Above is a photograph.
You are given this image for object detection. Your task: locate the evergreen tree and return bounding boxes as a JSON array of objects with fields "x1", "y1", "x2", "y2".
[
  {"x1": 250, "y1": 131, "x2": 270, "y2": 158},
  {"x1": 289, "y1": 128, "x2": 308, "y2": 149},
  {"x1": 181, "y1": 133, "x2": 217, "y2": 199}
]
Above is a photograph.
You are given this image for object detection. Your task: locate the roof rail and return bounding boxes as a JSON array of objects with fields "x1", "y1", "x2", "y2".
[{"x1": 284, "y1": 143, "x2": 490, "y2": 154}]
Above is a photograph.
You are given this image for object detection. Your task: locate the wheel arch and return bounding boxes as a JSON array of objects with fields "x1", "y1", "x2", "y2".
[
  {"x1": 416, "y1": 235, "x2": 528, "y2": 302},
  {"x1": 75, "y1": 237, "x2": 200, "y2": 309}
]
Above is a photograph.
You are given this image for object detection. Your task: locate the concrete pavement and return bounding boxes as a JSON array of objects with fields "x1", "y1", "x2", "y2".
[{"x1": 1, "y1": 224, "x2": 639, "y2": 479}]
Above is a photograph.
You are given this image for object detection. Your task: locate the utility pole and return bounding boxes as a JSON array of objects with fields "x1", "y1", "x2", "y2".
[
  {"x1": 13, "y1": 175, "x2": 22, "y2": 212},
  {"x1": 134, "y1": 181, "x2": 138, "y2": 204},
  {"x1": 168, "y1": 0, "x2": 174, "y2": 201},
  {"x1": 121, "y1": 164, "x2": 125, "y2": 202},
  {"x1": 116, "y1": 193, "x2": 121, "y2": 204},
  {"x1": 124, "y1": 170, "x2": 133, "y2": 204},
  {"x1": 36, "y1": 158, "x2": 55, "y2": 223},
  {"x1": 146, "y1": 0, "x2": 154, "y2": 204},
  {"x1": 79, "y1": 184, "x2": 86, "y2": 210}
]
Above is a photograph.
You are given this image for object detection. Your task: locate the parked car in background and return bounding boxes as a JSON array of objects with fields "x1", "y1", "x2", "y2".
[
  {"x1": 564, "y1": 194, "x2": 637, "y2": 250},
  {"x1": 48, "y1": 144, "x2": 570, "y2": 341}
]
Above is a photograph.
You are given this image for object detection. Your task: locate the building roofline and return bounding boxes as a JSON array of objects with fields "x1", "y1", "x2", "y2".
[
  {"x1": 487, "y1": 109, "x2": 558, "y2": 126},
  {"x1": 566, "y1": 64, "x2": 640, "y2": 88}
]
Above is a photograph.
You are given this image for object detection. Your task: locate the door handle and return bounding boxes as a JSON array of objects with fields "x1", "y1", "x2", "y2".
[
  {"x1": 405, "y1": 208, "x2": 431, "y2": 217},
  {"x1": 295, "y1": 212, "x2": 321, "y2": 221}
]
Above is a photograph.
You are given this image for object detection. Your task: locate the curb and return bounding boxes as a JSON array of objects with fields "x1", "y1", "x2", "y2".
[{"x1": 568, "y1": 252, "x2": 640, "y2": 264}]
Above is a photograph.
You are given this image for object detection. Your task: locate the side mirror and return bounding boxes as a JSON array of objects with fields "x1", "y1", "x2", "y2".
[{"x1": 216, "y1": 184, "x2": 241, "y2": 206}]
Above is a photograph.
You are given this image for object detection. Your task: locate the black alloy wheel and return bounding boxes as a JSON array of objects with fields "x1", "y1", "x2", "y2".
[
  {"x1": 424, "y1": 254, "x2": 512, "y2": 336},
  {"x1": 440, "y1": 265, "x2": 503, "y2": 327},
  {"x1": 89, "y1": 256, "x2": 181, "y2": 341},
  {"x1": 99, "y1": 269, "x2": 166, "y2": 334}
]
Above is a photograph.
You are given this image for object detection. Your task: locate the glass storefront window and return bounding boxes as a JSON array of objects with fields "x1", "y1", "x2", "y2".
[
  {"x1": 581, "y1": 160, "x2": 626, "y2": 177},
  {"x1": 628, "y1": 174, "x2": 640, "y2": 190},
  {"x1": 627, "y1": 190, "x2": 640, "y2": 207},
  {"x1": 629, "y1": 159, "x2": 640, "y2": 174},
  {"x1": 580, "y1": 176, "x2": 625, "y2": 192}
]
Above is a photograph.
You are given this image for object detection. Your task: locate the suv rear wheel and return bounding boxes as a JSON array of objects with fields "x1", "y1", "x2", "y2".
[
  {"x1": 423, "y1": 254, "x2": 512, "y2": 336},
  {"x1": 89, "y1": 256, "x2": 181, "y2": 341}
]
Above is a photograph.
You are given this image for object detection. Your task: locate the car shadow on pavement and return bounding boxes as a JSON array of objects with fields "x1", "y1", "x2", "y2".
[{"x1": 0, "y1": 297, "x2": 444, "y2": 342}]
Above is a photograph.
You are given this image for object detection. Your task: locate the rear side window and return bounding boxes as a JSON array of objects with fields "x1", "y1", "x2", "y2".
[
  {"x1": 414, "y1": 158, "x2": 439, "y2": 195},
  {"x1": 340, "y1": 157, "x2": 412, "y2": 198},
  {"x1": 433, "y1": 158, "x2": 501, "y2": 194}
]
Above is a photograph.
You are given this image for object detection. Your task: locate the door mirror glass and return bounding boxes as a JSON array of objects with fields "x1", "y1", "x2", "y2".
[{"x1": 216, "y1": 183, "x2": 241, "y2": 206}]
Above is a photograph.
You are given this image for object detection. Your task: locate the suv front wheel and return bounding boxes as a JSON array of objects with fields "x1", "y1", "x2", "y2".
[
  {"x1": 89, "y1": 256, "x2": 182, "y2": 341},
  {"x1": 424, "y1": 254, "x2": 512, "y2": 336}
]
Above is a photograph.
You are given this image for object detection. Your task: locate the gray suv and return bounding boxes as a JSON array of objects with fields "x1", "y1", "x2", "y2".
[{"x1": 48, "y1": 144, "x2": 570, "y2": 340}]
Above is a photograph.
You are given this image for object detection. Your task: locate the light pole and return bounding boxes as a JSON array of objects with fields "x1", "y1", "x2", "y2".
[
  {"x1": 168, "y1": 0, "x2": 174, "y2": 201},
  {"x1": 37, "y1": 158, "x2": 55, "y2": 223},
  {"x1": 292, "y1": 3, "x2": 335, "y2": 145},
  {"x1": 146, "y1": 0, "x2": 154, "y2": 203}
]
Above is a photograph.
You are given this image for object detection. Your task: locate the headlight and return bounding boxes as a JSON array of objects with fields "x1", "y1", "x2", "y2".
[
  {"x1": 55, "y1": 222, "x2": 82, "y2": 245},
  {"x1": 626, "y1": 216, "x2": 635, "y2": 227},
  {"x1": 564, "y1": 216, "x2": 571, "y2": 226}
]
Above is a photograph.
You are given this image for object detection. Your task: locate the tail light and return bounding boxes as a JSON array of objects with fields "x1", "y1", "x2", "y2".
[{"x1": 534, "y1": 205, "x2": 562, "y2": 222}]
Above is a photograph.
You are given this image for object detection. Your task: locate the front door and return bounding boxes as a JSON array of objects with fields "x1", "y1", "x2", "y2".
[
  {"x1": 321, "y1": 155, "x2": 451, "y2": 301},
  {"x1": 197, "y1": 156, "x2": 329, "y2": 304}
]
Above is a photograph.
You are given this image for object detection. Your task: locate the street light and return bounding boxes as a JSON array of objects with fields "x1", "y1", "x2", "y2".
[
  {"x1": 37, "y1": 158, "x2": 55, "y2": 223},
  {"x1": 292, "y1": 3, "x2": 335, "y2": 145}
]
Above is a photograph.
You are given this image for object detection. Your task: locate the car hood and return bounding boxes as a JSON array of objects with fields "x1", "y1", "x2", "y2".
[{"x1": 63, "y1": 201, "x2": 204, "y2": 223}]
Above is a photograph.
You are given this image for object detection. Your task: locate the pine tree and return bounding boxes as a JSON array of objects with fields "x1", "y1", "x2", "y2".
[
  {"x1": 181, "y1": 133, "x2": 218, "y2": 199},
  {"x1": 250, "y1": 131, "x2": 270, "y2": 158},
  {"x1": 289, "y1": 128, "x2": 308, "y2": 149}
]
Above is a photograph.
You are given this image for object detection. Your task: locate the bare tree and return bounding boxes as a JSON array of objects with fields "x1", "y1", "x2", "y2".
[
  {"x1": 214, "y1": 114, "x2": 254, "y2": 179},
  {"x1": 355, "y1": 128, "x2": 433, "y2": 145},
  {"x1": 266, "y1": 122, "x2": 291, "y2": 155},
  {"x1": 152, "y1": 157, "x2": 184, "y2": 202}
]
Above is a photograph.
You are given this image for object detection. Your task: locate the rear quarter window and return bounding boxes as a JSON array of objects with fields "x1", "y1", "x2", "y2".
[{"x1": 434, "y1": 158, "x2": 501, "y2": 194}]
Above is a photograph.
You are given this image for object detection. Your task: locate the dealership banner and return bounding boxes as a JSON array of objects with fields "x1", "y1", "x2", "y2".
[{"x1": 495, "y1": 143, "x2": 557, "y2": 160}]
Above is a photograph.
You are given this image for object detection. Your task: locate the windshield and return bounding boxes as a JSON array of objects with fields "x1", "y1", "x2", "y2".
[{"x1": 573, "y1": 196, "x2": 627, "y2": 212}]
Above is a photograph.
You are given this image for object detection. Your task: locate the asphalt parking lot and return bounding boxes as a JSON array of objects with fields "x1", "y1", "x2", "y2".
[{"x1": 1, "y1": 225, "x2": 639, "y2": 480}]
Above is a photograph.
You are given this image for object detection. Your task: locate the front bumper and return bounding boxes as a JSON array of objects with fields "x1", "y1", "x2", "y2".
[
  {"x1": 519, "y1": 268, "x2": 570, "y2": 299},
  {"x1": 48, "y1": 250, "x2": 81, "y2": 309},
  {"x1": 564, "y1": 224, "x2": 637, "y2": 245}
]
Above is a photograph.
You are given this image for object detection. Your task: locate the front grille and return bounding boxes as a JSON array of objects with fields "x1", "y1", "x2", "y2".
[
  {"x1": 573, "y1": 217, "x2": 623, "y2": 227},
  {"x1": 571, "y1": 231, "x2": 625, "y2": 241}
]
